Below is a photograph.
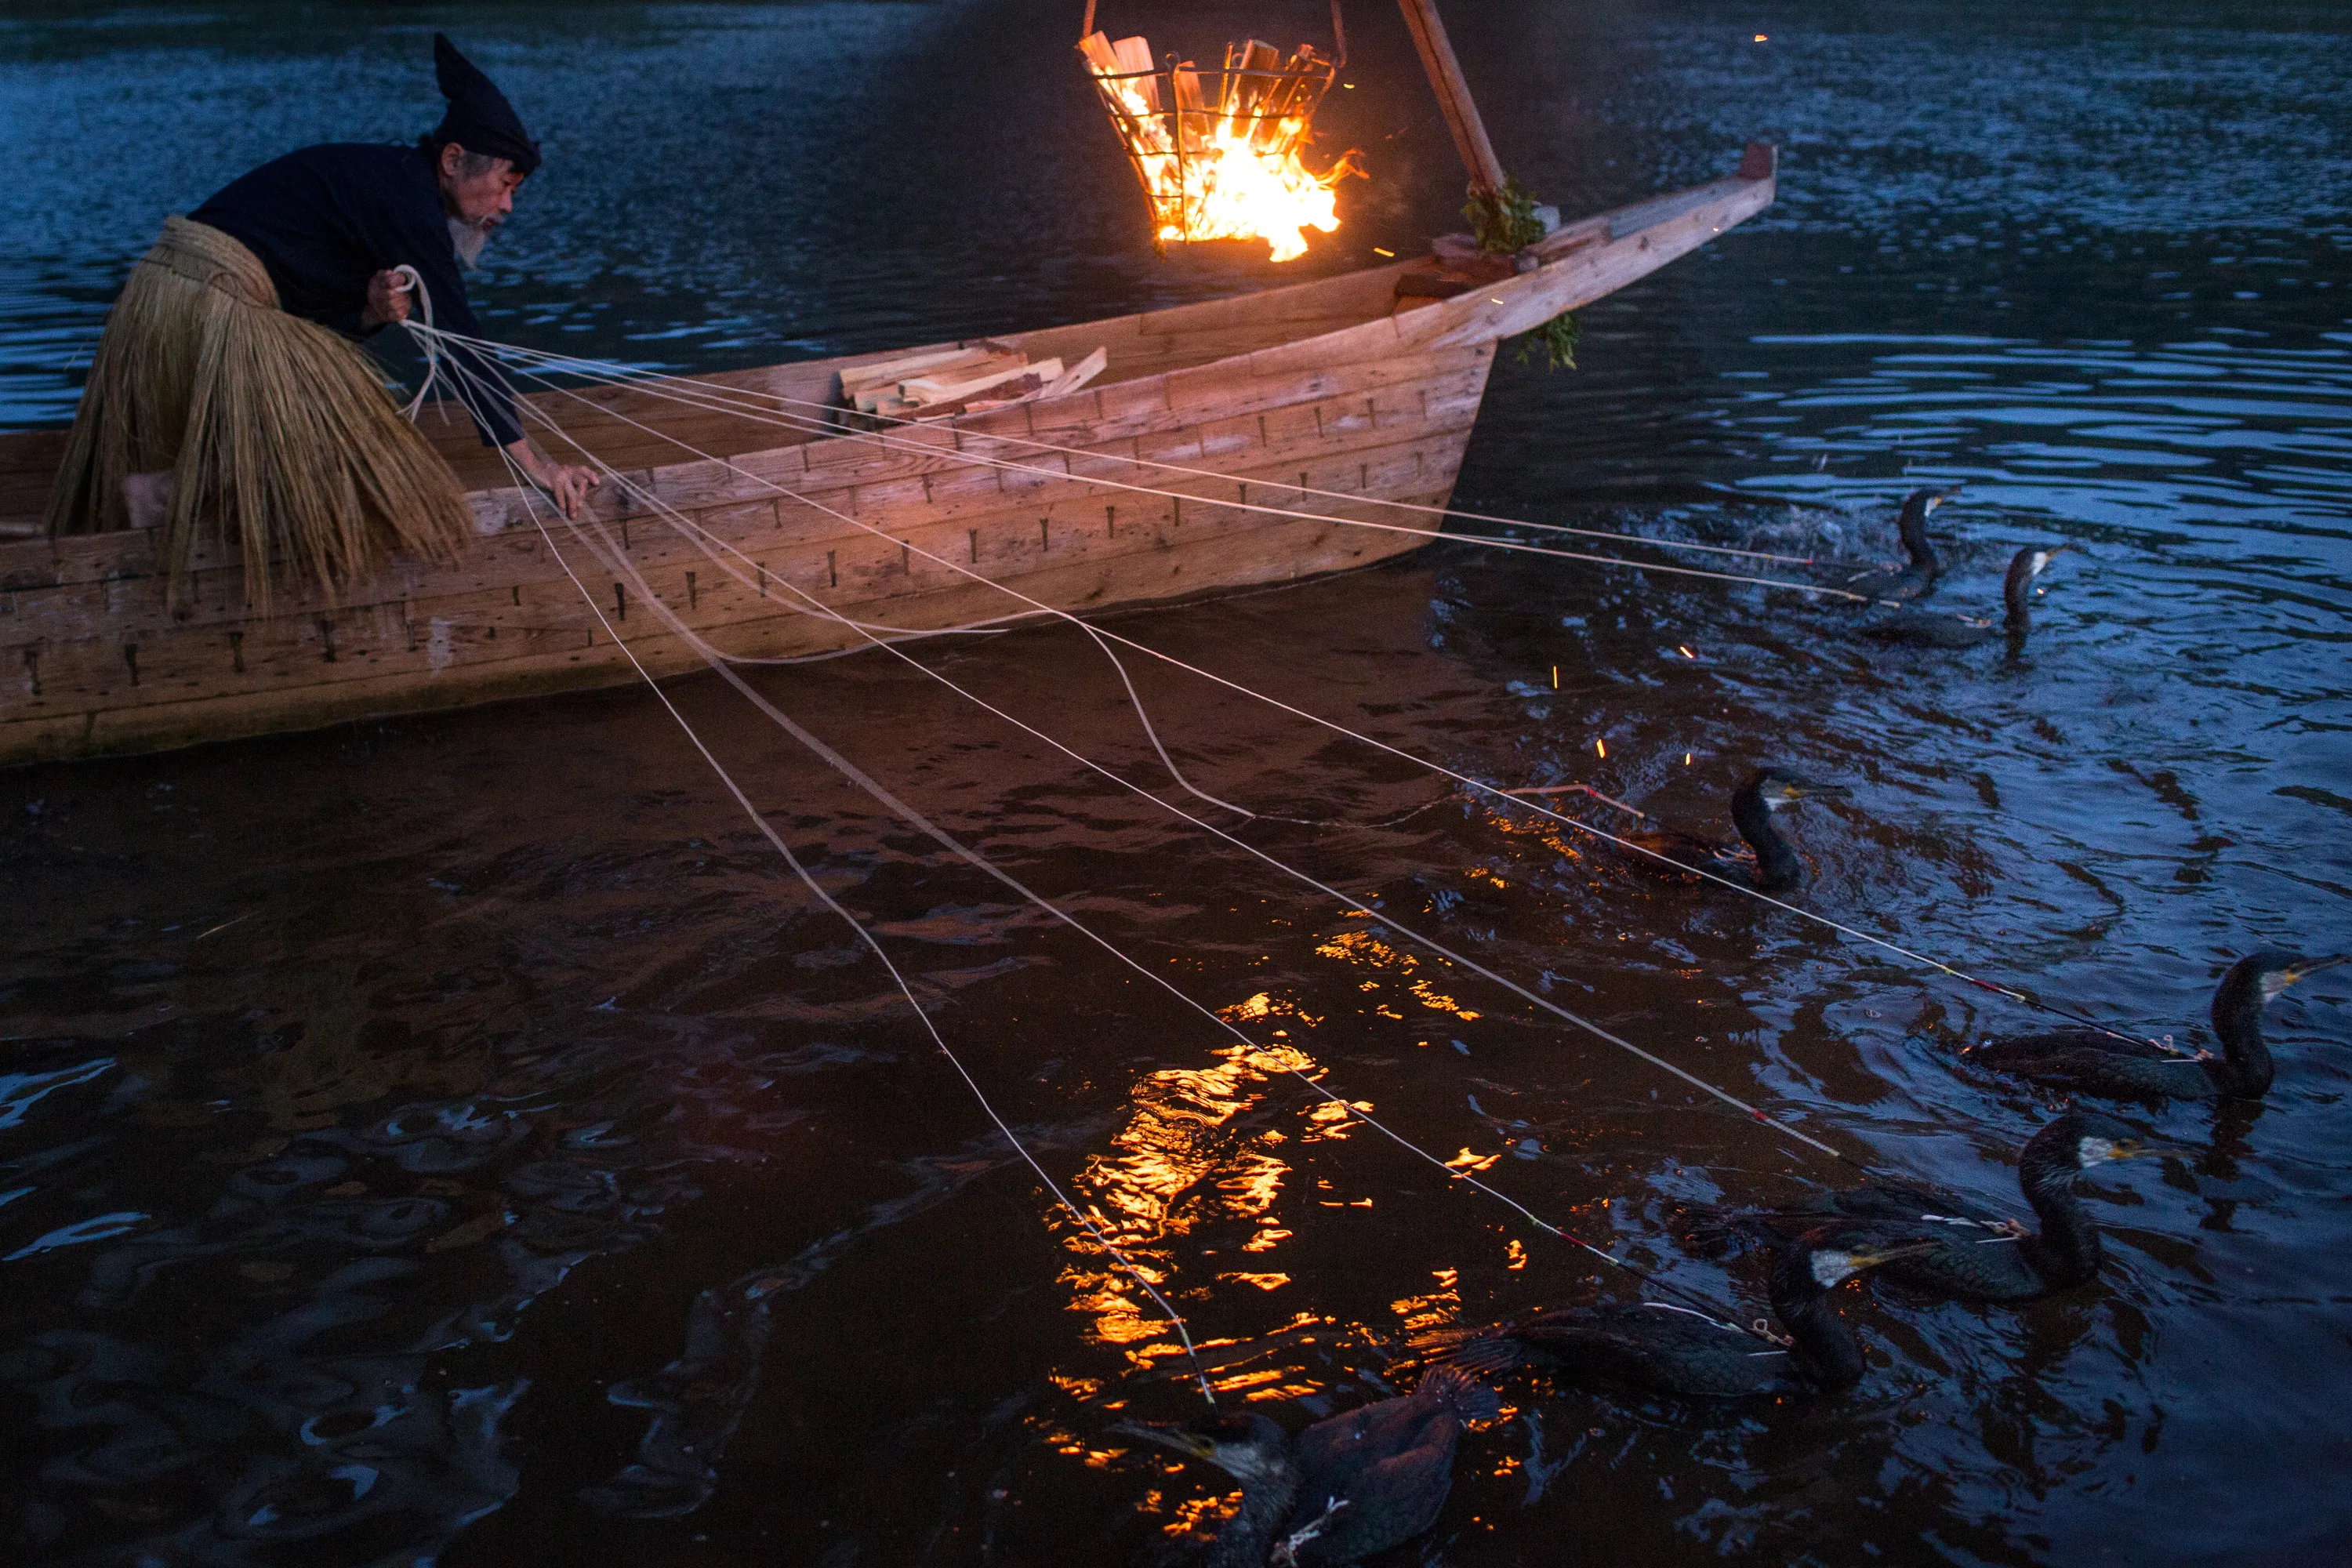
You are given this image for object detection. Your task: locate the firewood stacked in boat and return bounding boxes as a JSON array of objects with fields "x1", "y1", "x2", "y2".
[
  {"x1": 837, "y1": 342, "x2": 1109, "y2": 428},
  {"x1": 1079, "y1": 32, "x2": 1331, "y2": 152}
]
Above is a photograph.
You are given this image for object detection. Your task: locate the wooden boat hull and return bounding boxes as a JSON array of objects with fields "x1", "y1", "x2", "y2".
[{"x1": 0, "y1": 156, "x2": 1773, "y2": 768}]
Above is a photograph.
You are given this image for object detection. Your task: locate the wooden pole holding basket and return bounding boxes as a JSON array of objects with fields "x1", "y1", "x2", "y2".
[{"x1": 1395, "y1": 0, "x2": 1507, "y2": 194}]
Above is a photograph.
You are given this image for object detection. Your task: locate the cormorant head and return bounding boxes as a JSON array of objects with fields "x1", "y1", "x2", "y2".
[
  {"x1": 2042, "y1": 1109, "x2": 2165, "y2": 1172},
  {"x1": 2001, "y1": 543, "x2": 2073, "y2": 617},
  {"x1": 1778, "y1": 1225, "x2": 1936, "y2": 1296},
  {"x1": 1112, "y1": 1412, "x2": 1290, "y2": 1483},
  {"x1": 2007, "y1": 543, "x2": 2071, "y2": 585},
  {"x1": 1746, "y1": 767, "x2": 1854, "y2": 812},
  {"x1": 1895, "y1": 486, "x2": 1962, "y2": 543},
  {"x1": 2237, "y1": 950, "x2": 2348, "y2": 1005},
  {"x1": 2016, "y1": 1111, "x2": 2189, "y2": 1192}
]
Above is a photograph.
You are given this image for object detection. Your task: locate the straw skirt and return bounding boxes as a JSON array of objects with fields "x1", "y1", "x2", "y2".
[{"x1": 43, "y1": 216, "x2": 473, "y2": 602}]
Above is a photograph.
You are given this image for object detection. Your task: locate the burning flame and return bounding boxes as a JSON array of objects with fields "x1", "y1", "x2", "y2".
[
  {"x1": 1160, "y1": 126, "x2": 1343, "y2": 263},
  {"x1": 1083, "y1": 34, "x2": 1359, "y2": 264}
]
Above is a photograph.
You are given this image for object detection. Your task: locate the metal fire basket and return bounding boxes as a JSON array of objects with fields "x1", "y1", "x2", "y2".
[{"x1": 1079, "y1": 4, "x2": 1350, "y2": 253}]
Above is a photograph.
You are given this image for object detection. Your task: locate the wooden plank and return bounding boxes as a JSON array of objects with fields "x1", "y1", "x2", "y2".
[
  {"x1": 0, "y1": 347, "x2": 1486, "y2": 671},
  {"x1": 1423, "y1": 173, "x2": 1774, "y2": 350},
  {"x1": 0, "y1": 341, "x2": 1490, "y2": 651},
  {"x1": 0, "y1": 403, "x2": 1486, "y2": 756},
  {"x1": 0, "y1": 481, "x2": 1458, "y2": 767},
  {"x1": 466, "y1": 348, "x2": 1481, "y2": 539}
]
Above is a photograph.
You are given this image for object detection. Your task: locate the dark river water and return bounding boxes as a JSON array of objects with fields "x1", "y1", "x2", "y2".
[{"x1": 4, "y1": 2, "x2": 2350, "y2": 1563}]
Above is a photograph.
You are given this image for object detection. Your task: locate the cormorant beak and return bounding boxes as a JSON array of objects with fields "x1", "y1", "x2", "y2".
[
  {"x1": 2283, "y1": 954, "x2": 2350, "y2": 986},
  {"x1": 1109, "y1": 1419, "x2": 1214, "y2": 1460},
  {"x1": 1781, "y1": 779, "x2": 1853, "y2": 801},
  {"x1": 2111, "y1": 1138, "x2": 2195, "y2": 1161},
  {"x1": 1846, "y1": 1239, "x2": 1939, "y2": 1270}
]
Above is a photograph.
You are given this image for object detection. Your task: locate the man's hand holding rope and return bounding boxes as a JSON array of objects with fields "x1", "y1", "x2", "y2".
[
  {"x1": 506, "y1": 438, "x2": 601, "y2": 517},
  {"x1": 361, "y1": 267, "x2": 414, "y2": 330},
  {"x1": 378, "y1": 269, "x2": 599, "y2": 516}
]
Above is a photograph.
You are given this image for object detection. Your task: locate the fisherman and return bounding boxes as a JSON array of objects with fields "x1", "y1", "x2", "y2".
[{"x1": 43, "y1": 33, "x2": 597, "y2": 596}]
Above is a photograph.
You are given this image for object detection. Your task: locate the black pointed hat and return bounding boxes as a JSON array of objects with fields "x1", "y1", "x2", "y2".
[{"x1": 429, "y1": 33, "x2": 540, "y2": 175}]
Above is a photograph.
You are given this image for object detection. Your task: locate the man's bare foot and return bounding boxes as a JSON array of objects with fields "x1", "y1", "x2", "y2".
[{"x1": 123, "y1": 470, "x2": 176, "y2": 531}]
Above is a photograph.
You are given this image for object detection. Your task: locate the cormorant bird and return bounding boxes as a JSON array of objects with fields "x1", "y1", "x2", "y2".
[
  {"x1": 1842, "y1": 487, "x2": 1959, "y2": 604},
  {"x1": 1445, "y1": 1231, "x2": 1929, "y2": 1398},
  {"x1": 1684, "y1": 1112, "x2": 2168, "y2": 1301},
  {"x1": 1861, "y1": 544, "x2": 2074, "y2": 649},
  {"x1": 1621, "y1": 767, "x2": 1852, "y2": 892},
  {"x1": 1964, "y1": 951, "x2": 2348, "y2": 1102},
  {"x1": 1113, "y1": 1364, "x2": 1497, "y2": 1566}
]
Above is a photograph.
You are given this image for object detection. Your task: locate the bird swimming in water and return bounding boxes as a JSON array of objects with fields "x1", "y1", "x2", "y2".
[
  {"x1": 1860, "y1": 543, "x2": 2074, "y2": 649},
  {"x1": 1962, "y1": 951, "x2": 2348, "y2": 1102},
  {"x1": 1621, "y1": 767, "x2": 1851, "y2": 893},
  {"x1": 1113, "y1": 1364, "x2": 1497, "y2": 1566},
  {"x1": 1443, "y1": 1230, "x2": 1929, "y2": 1399},
  {"x1": 1683, "y1": 1111, "x2": 2171, "y2": 1301},
  {"x1": 1841, "y1": 487, "x2": 1959, "y2": 604}
]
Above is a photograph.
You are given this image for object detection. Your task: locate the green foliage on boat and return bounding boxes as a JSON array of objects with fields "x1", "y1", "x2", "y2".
[{"x1": 1518, "y1": 310, "x2": 1580, "y2": 372}]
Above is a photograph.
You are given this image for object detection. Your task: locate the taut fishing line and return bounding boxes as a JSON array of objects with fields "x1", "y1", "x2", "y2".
[
  {"x1": 481, "y1": 347, "x2": 1854, "y2": 1164},
  {"x1": 437, "y1": 365, "x2": 1227, "y2": 1401},
  {"x1": 419, "y1": 321, "x2": 2153, "y2": 1056},
  {"x1": 412, "y1": 325, "x2": 1870, "y2": 601},
  {"x1": 429, "y1": 342, "x2": 1804, "y2": 1334},
  {"x1": 412, "y1": 325, "x2": 1831, "y2": 565}
]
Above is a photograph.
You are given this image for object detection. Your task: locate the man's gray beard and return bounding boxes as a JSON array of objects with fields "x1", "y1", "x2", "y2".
[{"x1": 448, "y1": 216, "x2": 496, "y2": 270}]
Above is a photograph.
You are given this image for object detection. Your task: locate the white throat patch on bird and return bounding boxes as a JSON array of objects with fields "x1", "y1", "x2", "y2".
[
  {"x1": 2262, "y1": 965, "x2": 2317, "y2": 1001},
  {"x1": 1809, "y1": 1249, "x2": 1864, "y2": 1287}
]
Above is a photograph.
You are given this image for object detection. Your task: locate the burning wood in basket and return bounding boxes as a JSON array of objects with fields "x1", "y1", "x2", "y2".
[
  {"x1": 837, "y1": 343, "x2": 1109, "y2": 427},
  {"x1": 1080, "y1": 30, "x2": 1360, "y2": 263}
]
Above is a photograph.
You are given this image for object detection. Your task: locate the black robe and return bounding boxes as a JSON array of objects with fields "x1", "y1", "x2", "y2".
[{"x1": 191, "y1": 143, "x2": 521, "y2": 446}]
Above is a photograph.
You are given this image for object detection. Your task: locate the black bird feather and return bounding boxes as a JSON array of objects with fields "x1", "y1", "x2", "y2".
[
  {"x1": 1861, "y1": 543, "x2": 2073, "y2": 648},
  {"x1": 1115, "y1": 1365, "x2": 1497, "y2": 1566},
  {"x1": 1620, "y1": 766, "x2": 1850, "y2": 893},
  {"x1": 1441, "y1": 1230, "x2": 1926, "y2": 1399},
  {"x1": 1682, "y1": 1112, "x2": 2169, "y2": 1300},
  {"x1": 1964, "y1": 951, "x2": 2347, "y2": 1102},
  {"x1": 1841, "y1": 487, "x2": 1958, "y2": 604}
]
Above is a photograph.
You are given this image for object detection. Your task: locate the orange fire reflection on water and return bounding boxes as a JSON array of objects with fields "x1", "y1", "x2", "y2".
[
  {"x1": 1315, "y1": 925, "x2": 1484, "y2": 1022},
  {"x1": 1055, "y1": 1024, "x2": 1319, "y2": 1367}
]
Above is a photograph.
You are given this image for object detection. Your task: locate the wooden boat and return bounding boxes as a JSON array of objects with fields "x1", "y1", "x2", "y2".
[{"x1": 0, "y1": 146, "x2": 1774, "y2": 768}]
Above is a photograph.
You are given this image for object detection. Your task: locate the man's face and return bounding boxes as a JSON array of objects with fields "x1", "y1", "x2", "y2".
[{"x1": 437, "y1": 146, "x2": 525, "y2": 228}]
